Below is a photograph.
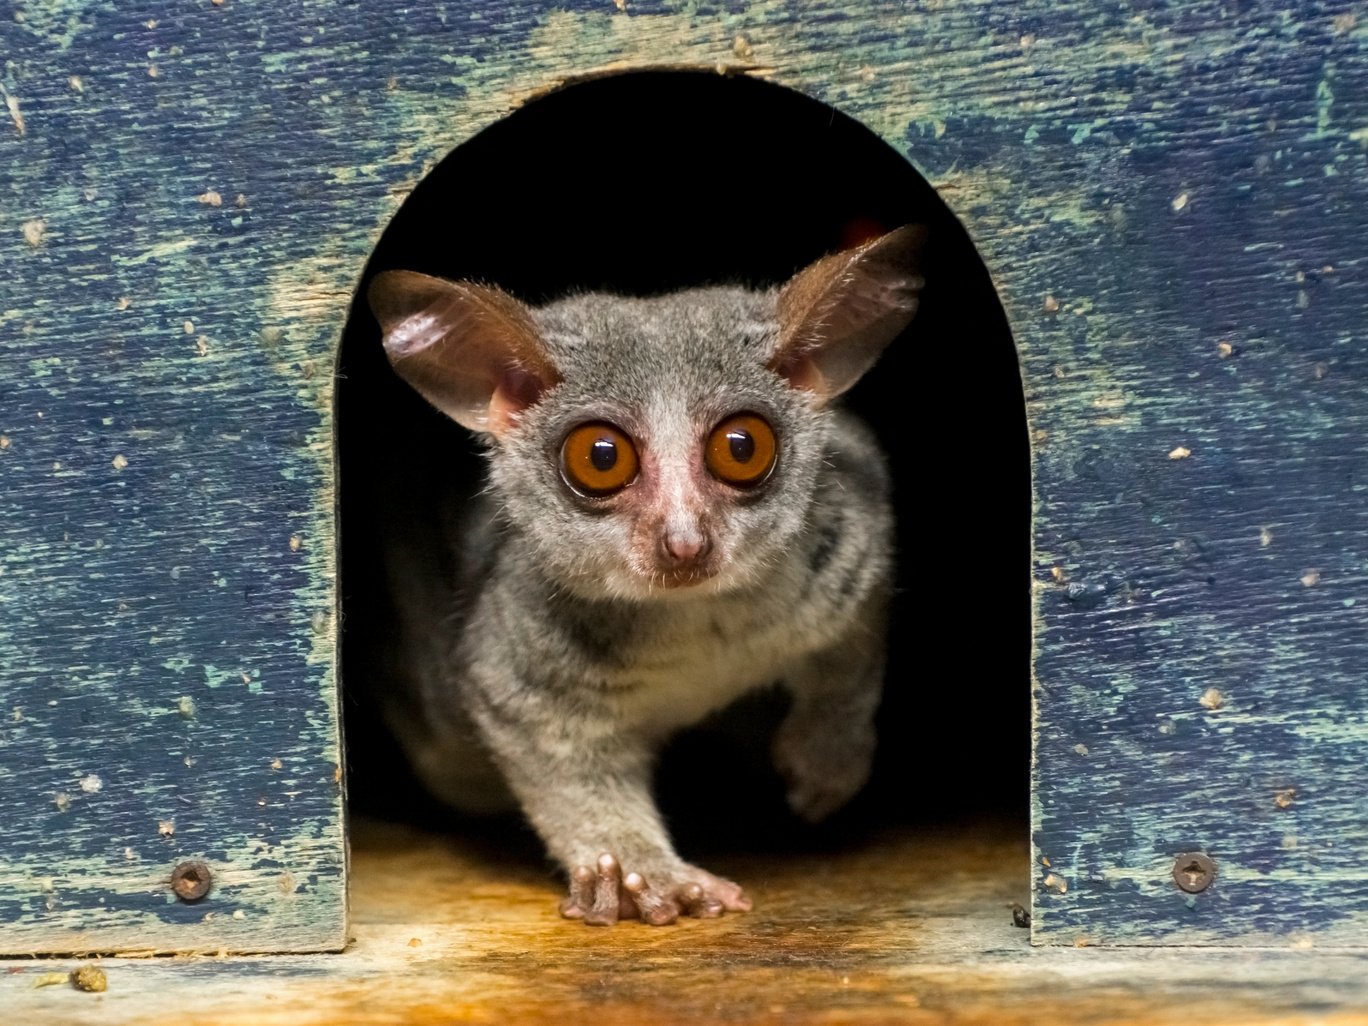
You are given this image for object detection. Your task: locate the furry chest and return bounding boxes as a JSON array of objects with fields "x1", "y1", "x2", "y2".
[{"x1": 603, "y1": 601, "x2": 798, "y2": 738}]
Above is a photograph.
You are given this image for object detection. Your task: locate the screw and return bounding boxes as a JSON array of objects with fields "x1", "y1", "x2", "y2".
[
  {"x1": 170, "y1": 860, "x2": 213, "y2": 902},
  {"x1": 1172, "y1": 852, "x2": 1216, "y2": 894}
]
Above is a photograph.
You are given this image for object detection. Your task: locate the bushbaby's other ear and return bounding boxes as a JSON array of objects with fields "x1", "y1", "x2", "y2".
[
  {"x1": 368, "y1": 271, "x2": 561, "y2": 436},
  {"x1": 769, "y1": 225, "x2": 925, "y2": 402}
]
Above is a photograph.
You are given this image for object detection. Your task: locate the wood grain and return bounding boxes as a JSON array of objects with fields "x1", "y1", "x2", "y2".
[{"x1": 1, "y1": 0, "x2": 1365, "y2": 951}]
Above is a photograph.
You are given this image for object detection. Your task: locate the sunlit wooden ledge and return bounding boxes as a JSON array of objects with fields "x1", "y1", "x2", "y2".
[{"x1": 4, "y1": 817, "x2": 1367, "y2": 1026}]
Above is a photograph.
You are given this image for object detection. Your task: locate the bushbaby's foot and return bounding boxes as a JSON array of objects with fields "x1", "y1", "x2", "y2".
[{"x1": 558, "y1": 853, "x2": 752, "y2": 926}]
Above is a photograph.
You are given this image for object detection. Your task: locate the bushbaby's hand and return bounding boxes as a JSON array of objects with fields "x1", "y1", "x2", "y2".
[{"x1": 558, "y1": 853, "x2": 752, "y2": 926}]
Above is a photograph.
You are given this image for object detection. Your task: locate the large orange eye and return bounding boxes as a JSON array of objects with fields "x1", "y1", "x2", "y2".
[
  {"x1": 560, "y1": 422, "x2": 639, "y2": 497},
  {"x1": 706, "y1": 413, "x2": 777, "y2": 487}
]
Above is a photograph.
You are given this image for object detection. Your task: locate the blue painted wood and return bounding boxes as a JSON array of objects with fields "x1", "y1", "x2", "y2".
[
  {"x1": 960, "y1": 4, "x2": 1368, "y2": 945},
  {"x1": 1, "y1": 0, "x2": 1364, "y2": 950},
  {"x1": 0, "y1": 0, "x2": 365, "y2": 953}
]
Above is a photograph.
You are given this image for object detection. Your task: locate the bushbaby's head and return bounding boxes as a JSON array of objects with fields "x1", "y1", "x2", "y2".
[{"x1": 369, "y1": 227, "x2": 923, "y2": 600}]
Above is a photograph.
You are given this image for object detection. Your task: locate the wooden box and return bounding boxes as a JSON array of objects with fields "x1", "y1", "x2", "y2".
[{"x1": 1, "y1": 0, "x2": 1364, "y2": 954}]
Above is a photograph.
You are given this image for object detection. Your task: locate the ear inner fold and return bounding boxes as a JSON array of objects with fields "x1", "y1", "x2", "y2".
[
  {"x1": 770, "y1": 225, "x2": 926, "y2": 402},
  {"x1": 368, "y1": 270, "x2": 561, "y2": 435}
]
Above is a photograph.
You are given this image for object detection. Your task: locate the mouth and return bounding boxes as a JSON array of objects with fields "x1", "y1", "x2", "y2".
[{"x1": 656, "y1": 567, "x2": 716, "y2": 589}]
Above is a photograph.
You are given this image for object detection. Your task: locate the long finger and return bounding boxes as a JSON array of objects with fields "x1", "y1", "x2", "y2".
[
  {"x1": 677, "y1": 882, "x2": 724, "y2": 919},
  {"x1": 623, "y1": 871, "x2": 679, "y2": 926},
  {"x1": 584, "y1": 853, "x2": 622, "y2": 926},
  {"x1": 559, "y1": 864, "x2": 595, "y2": 919}
]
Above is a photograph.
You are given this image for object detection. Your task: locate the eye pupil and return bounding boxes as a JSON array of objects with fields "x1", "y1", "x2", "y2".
[
  {"x1": 590, "y1": 438, "x2": 618, "y2": 472},
  {"x1": 727, "y1": 430, "x2": 755, "y2": 464}
]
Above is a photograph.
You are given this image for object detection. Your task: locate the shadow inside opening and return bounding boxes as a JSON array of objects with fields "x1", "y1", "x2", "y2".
[{"x1": 336, "y1": 70, "x2": 1029, "y2": 858}]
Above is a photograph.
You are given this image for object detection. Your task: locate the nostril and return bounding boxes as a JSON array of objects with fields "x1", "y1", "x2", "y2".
[{"x1": 662, "y1": 532, "x2": 710, "y2": 565}]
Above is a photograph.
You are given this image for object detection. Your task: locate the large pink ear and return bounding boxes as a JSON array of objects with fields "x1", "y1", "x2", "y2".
[
  {"x1": 768, "y1": 225, "x2": 925, "y2": 403},
  {"x1": 368, "y1": 271, "x2": 561, "y2": 436}
]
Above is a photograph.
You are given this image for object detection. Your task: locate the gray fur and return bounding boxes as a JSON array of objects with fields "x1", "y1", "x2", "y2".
[{"x1": 369, "y1": 228, "x2": 920, "y2": 921}]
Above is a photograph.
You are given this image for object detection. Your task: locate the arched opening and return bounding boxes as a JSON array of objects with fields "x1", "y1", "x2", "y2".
[{"x1": 336, "y1": 70, "x2": 1027, "y2": 866}]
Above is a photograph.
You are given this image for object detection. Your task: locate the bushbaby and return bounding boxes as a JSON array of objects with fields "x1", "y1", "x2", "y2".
[{"x1": 366, "y1": 226, "x2": 923, "y2": 925}]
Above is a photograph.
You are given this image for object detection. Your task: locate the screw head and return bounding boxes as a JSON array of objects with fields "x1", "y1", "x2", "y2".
[
  {"x1": 1172, "y1": 852, "x2": 1216, "y2": 894},
  {"x1": 170, "y1": 860, "x2": 213, "y2": 902}
]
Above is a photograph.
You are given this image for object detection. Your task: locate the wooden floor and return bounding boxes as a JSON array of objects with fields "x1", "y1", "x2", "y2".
[{"x1": 4, "y1": 818, "x2": 1368, "y2": 1026}]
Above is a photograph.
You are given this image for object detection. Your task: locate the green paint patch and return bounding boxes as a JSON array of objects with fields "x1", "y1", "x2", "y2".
[
  {"x1": 26, "y1": 356, "x2": 63, "y2": 378},
  {"x1": 203, "y1": 664, "x2": 240, "y2": 690},
  {"x1": 114, "y1": 238, "x2": 197, "y2": 267},
  {"x1": 10, "y1": 0, "x2": 101, "y2": 50},
  {"x1": 1315, "y1": 68, "x2": 1335, "y2": 138}
]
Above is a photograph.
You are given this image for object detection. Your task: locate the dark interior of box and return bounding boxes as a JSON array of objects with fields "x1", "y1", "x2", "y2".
[{"x1": 335, "y1": 70, "x2": 1028, "y2": 867}]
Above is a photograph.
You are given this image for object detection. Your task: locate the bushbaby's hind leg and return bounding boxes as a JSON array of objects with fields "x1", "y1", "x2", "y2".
[{"x1": 397, "y1": 699, "x2": 518, "y2": 815}]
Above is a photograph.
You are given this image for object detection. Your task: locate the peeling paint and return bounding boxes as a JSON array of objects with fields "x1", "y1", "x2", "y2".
[{"x1": 1, "y1": 0, "x2": 1365, "y2": 956}]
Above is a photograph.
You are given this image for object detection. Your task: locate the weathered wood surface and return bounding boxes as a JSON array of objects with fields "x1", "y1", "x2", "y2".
[
  {"x1": 0, "y1": 0, "x2": 358, "y2": 952},
  {"x1": 998, "y1": 5, "x2": 1368, "y2": 944},
  {"x1": 3, "y1": 819, "x2": 1367, "y2": 1026},
  {"x1": 2, "y1": 0, "x2": 1366, "y2": 952}
]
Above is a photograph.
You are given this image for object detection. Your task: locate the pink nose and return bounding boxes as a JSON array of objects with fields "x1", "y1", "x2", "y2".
[{"x1": 661, "y1": 532, "x2": 710, "y2": 566}]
